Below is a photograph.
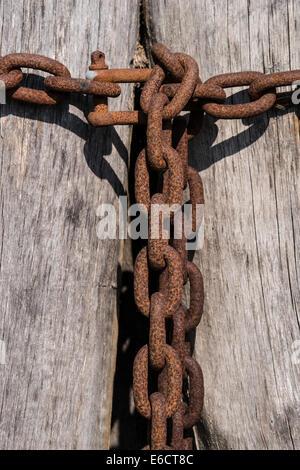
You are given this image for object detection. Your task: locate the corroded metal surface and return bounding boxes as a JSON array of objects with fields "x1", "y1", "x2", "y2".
[
  {"x1": 133, "y1": 43, "x2": 205, "y2": 450},
  {"x1": 0, "y1": 53, "x2": 70, "y2": 104},
  {"x1": 202, "y1": 71, "x2": 277, "y2": 118},
  {"x1": 133, "y1": 344, "x2": 182, "y2": 419},
  {"x1": 45, "y1": 76, "x2": 121, "y2": 97},
  {"x1": 134, "y1": 246, "x2": 183, "y2": 318}
]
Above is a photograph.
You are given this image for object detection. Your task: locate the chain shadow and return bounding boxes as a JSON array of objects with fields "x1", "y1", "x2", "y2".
[{"x1": 0, "y1": 74, "x2": 129, "y2": 197}]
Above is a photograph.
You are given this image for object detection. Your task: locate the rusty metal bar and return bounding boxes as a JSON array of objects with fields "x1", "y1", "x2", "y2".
[{"x1": 87, "y1": 68, "x2": 152, "y2": 83}]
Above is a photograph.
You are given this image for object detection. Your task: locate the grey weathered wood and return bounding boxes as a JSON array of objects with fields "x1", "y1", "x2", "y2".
[
  {"x1": 0, "y1": 0, "x2": 139, "y2": 449},
  {"x1": 148, "y1": 0, "x2": 300, "y2": 450}
]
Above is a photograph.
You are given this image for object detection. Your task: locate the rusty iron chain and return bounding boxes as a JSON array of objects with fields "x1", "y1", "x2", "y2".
[
  {"x1": 0, "y1": 44, "x2": 299, "y2": 450},
  {"x1": 134, "y1": 44, "x2": 205, "y2": 450},
  {"x1": 0, "y1": 48, "x2": 298, "y2": 115}
]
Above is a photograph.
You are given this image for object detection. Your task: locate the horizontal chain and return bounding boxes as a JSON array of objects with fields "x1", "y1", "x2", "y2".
[{"x1": 132, "y1": 44, "x2": 206, "y2": 450}]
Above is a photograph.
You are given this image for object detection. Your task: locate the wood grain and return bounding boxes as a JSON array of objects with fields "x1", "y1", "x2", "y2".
[
  {"x1": 148, "y1": 0, "x2": 300, "y2": 450},
  {"x1": 0, "y1": 0, "x2": 139, "y2": 449}
]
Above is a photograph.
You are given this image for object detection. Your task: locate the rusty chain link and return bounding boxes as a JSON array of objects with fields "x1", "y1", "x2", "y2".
[{"x1": 0, "y1": 43, "x2": 299, "y2": 451}]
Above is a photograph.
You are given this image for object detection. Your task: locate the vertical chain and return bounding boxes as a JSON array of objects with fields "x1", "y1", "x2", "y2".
[{"x1": 133, "y1": 44, "x2": 205, "y2": 450}]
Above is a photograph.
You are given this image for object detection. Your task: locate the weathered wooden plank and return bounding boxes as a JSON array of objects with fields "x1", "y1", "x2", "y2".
[
  {"x1": 0, "y1": 0, "x2": 139, "y2": 449},
  {"x1": 148, "y1": 0, "x2": 300, "y2": 450}
]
